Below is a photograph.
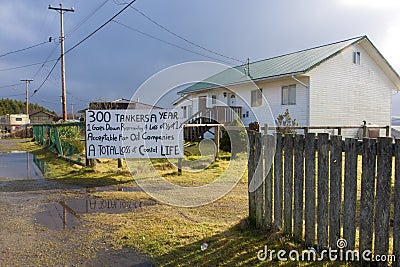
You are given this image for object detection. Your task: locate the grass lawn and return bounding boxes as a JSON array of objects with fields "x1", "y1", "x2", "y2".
[{"x1": 16, "y1": 140, "x2": 347, "y2": 266}]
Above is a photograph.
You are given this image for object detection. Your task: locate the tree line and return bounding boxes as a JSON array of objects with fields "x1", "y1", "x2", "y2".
[{"x1": 0, "y1": 98, "x2": 56, "y2": 116}]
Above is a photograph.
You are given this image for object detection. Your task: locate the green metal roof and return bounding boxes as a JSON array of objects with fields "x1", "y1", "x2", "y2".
[{"x1": 179, "y1": 36, "x2": 365, "y2": 94}]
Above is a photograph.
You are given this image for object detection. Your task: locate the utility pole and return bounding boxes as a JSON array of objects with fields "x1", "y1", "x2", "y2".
[
  {"x1": 21, "y1": 79, "x2": 33, "y2": 116},
  {"x1": 49, "y1": 3, "x2": 74, "y2": 122}
]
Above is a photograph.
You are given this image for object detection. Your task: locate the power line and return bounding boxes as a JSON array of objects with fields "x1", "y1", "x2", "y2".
[
  {"x1": 0, "y1": 82, "x2": 25, "y2": 89},
  {"x1": 0, "y1": 40, "x2": 51, "y2": 58},
  {"x1": 31, "y1": 59, "x2": 60, "y2": 97},
  {"x1": 0, "y1": 93, "x2": 25, "y2": 98},
  {"x1": 0, "y1": 59, "x2": 58, "y2": 72},
  {"x1": 67, "y1": 92, "x2": 90, "y2": 102},
  {"x1": 129, "y1": 7, "x2": 244, "y2": 64},
  {"x1": 31, "y1": 0, "x2": 138, "y2": 98},
  {"x1": 32, "y1": 43, "x2": 60, "y2": 79},
  {"x1": 112, "y1": 20, "x2": 236, "y2": 65},
  {"x1": 66, "y1": 0, "x2": 111, "y2": 37},
  {"x1": 64, "y1": 0, "x2": 138, "y2": 56}
]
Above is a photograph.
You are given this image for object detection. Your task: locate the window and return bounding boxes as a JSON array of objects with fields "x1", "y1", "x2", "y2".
[
  {"x1": 15, "y1": 118, "x2": 23, "y2": 121},
  {"x1": 282, "y1": 85, "x2": 296, "y2": 105},
  {"x1": 251, "y1": 88, "x2": 263, "y2": 107},
  {"x1": 353, "y1": 51, "x2": 361, "y2": 65},
  {"x1": 182, "y1": 106, "x2": 187, "y2": 118},
  {"x1": 211, "y1": 95, "x2": 217, "y2": 105},
  {"x1": 188, "y1": 106, "x2": 193, "y2": 117}
]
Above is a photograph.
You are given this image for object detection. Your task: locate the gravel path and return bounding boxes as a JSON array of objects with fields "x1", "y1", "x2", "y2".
[{"x1": 0, "y1": 139, "x2": 152, "y2": 266}]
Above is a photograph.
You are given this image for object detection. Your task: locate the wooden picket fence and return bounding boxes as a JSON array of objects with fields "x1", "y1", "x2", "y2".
[{"x1": 248, "y1": 132, "x2": 400, "y2": 263}]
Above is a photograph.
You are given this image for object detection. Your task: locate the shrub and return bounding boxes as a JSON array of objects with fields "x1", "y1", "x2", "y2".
[{"x1": 276, "y1": 109, "x2": 298, "y2": 134}]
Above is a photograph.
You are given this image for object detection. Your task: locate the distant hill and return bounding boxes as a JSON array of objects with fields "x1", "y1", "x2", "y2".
[{"x1": 0, "y1": 98, "x2": 56, "y2": 116}]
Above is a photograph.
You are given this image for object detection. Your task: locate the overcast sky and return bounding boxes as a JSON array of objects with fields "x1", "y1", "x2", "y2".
[{"x1": 0, "y1": 0, "x2": 399, "y2": 116}]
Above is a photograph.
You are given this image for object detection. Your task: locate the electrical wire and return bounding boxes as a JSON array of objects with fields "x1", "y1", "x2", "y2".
[
  {"x1": 65, "y1": 0, "x2": 111, "y2": 37},
  {"x1": 67, "y1": 91, "x2": 90, "y2": 102},
  {"x1": 31, "y1": 59, "x2": 60, "y2": 97},
  {"x1": 0, "y1": 59, "x2": 58, "y2": 72},
  {"x1": 31, "y1": 0, "x2": 138, "y2": 97},
  {"x1": 32, "y1": 43, "x2": 60, "y2": 79},
  {"x1": 0, "y1": 93, "x2": 25, "y2": 98},
  {"x1": 0, "y1": 40, "x2": 50, "y2": 58},
  {"x1": 0, "y1": 83, "x2": 24, "y2": 89},
  {"x1": 129, "y1": 7, "x2": 244, "y2": 64},
  {"x1": 112, "y1": 20, "x2": 236, "y2": 65}
]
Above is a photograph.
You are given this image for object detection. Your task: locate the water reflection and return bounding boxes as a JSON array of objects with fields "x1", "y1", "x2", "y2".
[
  {"x1": 33, "y1": 189, "x2": 157, "y2": 230},
  {"x1": 0, "y1": 152, "x2": 44, "y2": 179}
]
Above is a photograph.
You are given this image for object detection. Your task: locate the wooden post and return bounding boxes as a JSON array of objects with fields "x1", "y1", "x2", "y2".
[
  {"x1": 177, "y1": 158, "x2": 182, "y2": 175},
  {"x1": 283, "y1": 134, "x2": 294, "y2": 236},
  {"x1": 304, "y1": 133, "x2": 316, "y2": 247},
  {"x1": 118, "y1": 158, "x2": 123, "y2": 168},
  {"x1": 393, "y1": 139, "x2": 400, "y2": 267},
  {"x1": 317, "y1": 133, "x2": 329, "y2": 250},
  {"x1": 343, "y1": 138, "x2": 358, "y2": 250},
  {"x1": 363, "y1": 125, "x2": 368, "y2": 138},
  {"x1": 264, "y1": 123, "x2": 269, "y2": 135},
  {"x1": 329, "y1": 135, "x2": 342, "y2": 249},
  {"x1": 274, "y1": 133, "x2": 283, "y2": 230},
  {"x1": 264, "y1": 134, "x2": 274, "y2": 229},
  {"x1": 255, "y1": 133, "x2": 264, "y2": 229},
  {"x1": 293, "y1": 134, "x2": 305, "y2": 240},
  {"x1": 374, "y1": 137, "x2": 393, "y2": 260},
  {"x1": 214, "y1": 126, "x2": 220, "y2": 159},
  {"x1": 359, "y1": 138, "x2": 377, "y2": 254},
  {"x1": 248, "y1": 132, "x2": 256, "y2": 226}
]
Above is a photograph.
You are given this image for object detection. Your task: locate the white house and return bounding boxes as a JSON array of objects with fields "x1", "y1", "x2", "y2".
[{"x1": 175, "y1": 36, "x2": 400, "y2": 138}]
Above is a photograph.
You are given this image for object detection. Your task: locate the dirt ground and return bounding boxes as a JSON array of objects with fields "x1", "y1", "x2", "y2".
[{"x1": 0, "y1": 139, "x2": 151, "y2": 266}]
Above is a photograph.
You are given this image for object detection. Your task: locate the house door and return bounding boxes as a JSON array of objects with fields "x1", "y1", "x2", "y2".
[
  {"x1": 198, "y1": 96, "x2": 207, "y2": 112},
  {"x1": 228, "y1": 94, "x2": 236, "y2": 106}
]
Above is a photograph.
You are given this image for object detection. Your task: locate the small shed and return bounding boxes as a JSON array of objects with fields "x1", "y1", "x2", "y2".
[{"x1": 29, "y1": 110, "x2": 57, "y2": 124}]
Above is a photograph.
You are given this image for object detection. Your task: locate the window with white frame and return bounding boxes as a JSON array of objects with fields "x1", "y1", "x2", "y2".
[
  {"x1": 282, "y1": 85, "x2": 296, "y2": 105},
  {"x1": 251, "y1": 88, "x2": 263, "y2": 107},
  {"x1": 353, "y1": 51, "x2": 361, "y2": 65},
  {"x1": 211, "y1": 95, "x2": 217, "y2": 105}
]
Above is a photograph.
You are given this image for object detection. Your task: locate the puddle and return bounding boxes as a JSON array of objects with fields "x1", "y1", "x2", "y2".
[
  {"x1": 0, "y1": 152, "x2": 45, "y2": 179},
  {"x1": 33, "y1": 197, "x2": 157, "y2": 230}
]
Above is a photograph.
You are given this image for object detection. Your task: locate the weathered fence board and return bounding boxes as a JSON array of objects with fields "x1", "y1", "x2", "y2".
[
  {"x1": 317, "y1": 133, "x2": 329, "y2": 249},
  {"x1": 283, "y1": 134, "x2": 294, "y2": 235},
  {"x1": 329, "y1": 135, "x2": 342, "y2": 249},
  {"x1": 254, "y1": 133, "x2": 264, "y2": 229},
  {"x1": 248, "y1": 130, "x2": 398, "y2": 261},
  {"x1": 374, "y1": 137, "x2": 393, "y2": 259},
  {"x1": 274, "y1": 134, "x2": 283, "y2": 230},
  {"x1": 248, "y1": 132, "x2": 256, "y2": 225},
  {"x1": 359, "y1": 138, "x2": 376, "y2": 254},
  {"x1": 304, "y1": 133, "x2": 316, "y2": 246},
  {"x1": 264, "y1": 134, "x2": 274, "y2": 229},
  {"x1": 394, "y1": 139, "x2": 400, "y2": 267},
  {"x1": 343, "y1": 138, "x2": 358, "y2": 250},
  {"x1": 293, "y1": 135, "x2": 304, "y2": 240}
]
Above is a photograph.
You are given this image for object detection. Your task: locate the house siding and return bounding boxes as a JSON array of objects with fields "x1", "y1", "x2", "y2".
[
  {"x1": 308, "y1": 44, "x2": 394, "y2": 137},
  {"x1": 182, "y1": 78, "x2": 309, "y2": 127}
]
